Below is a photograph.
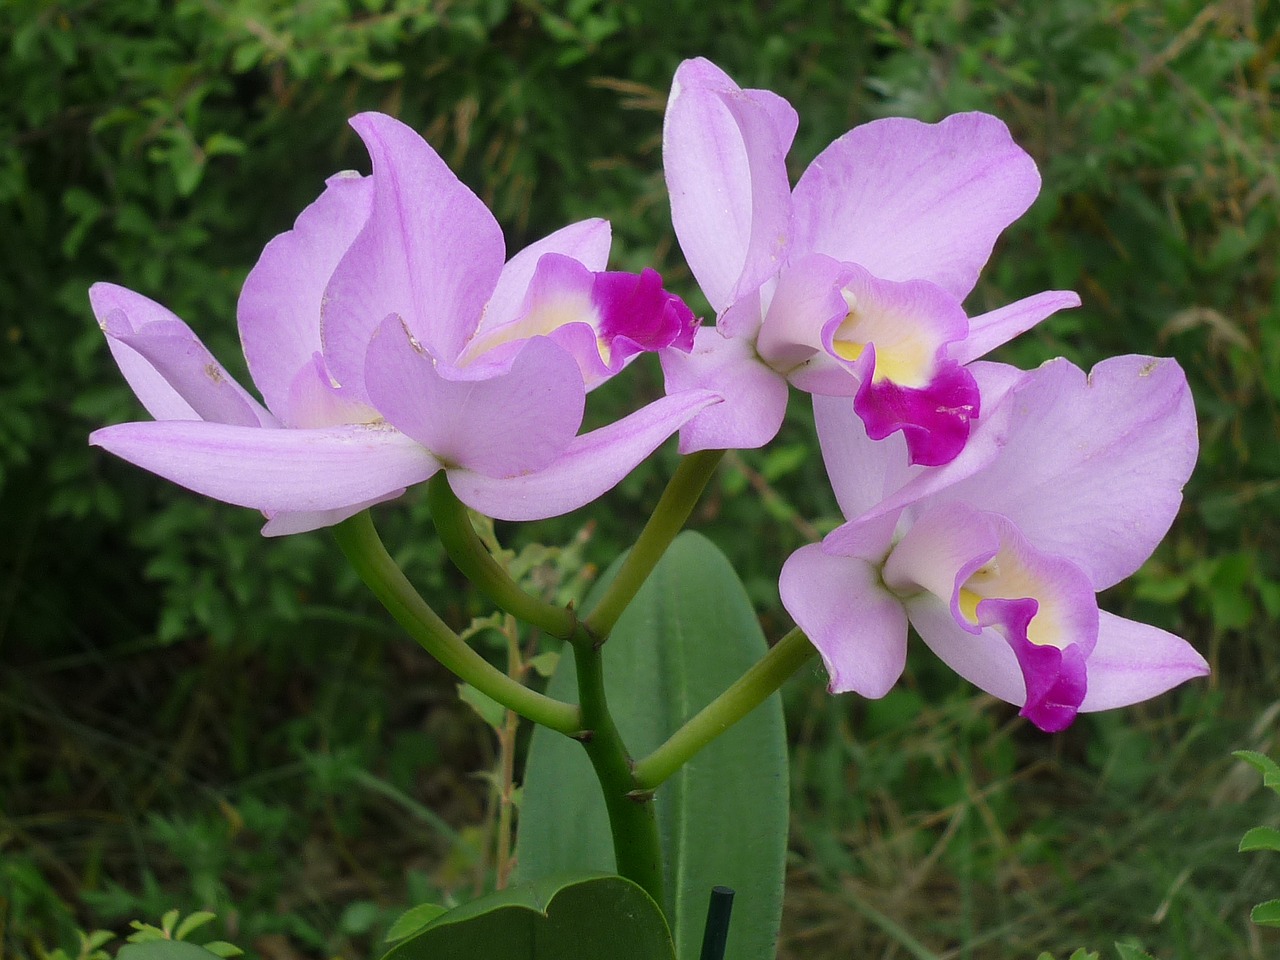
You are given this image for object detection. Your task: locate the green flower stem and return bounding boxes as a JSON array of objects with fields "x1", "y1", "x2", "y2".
[
  {"x1": 584, "y1": 449, "x2": 724, "y2": 639},
  {"x1": 631, "y1": 627, "x2": 817, "y2": 790},
  {"x1": 333, "y1": 511, "x2": 581, "y2": 736},
  {"x1": 572, "y1": 640, "x2": 666, "y2": 907},
  {"x1": 427, "y1": 474, "x2": 580, "y2": 640}
]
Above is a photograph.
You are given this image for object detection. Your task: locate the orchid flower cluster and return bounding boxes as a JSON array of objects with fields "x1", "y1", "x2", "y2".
[{"x1": 90, "y1": 56, "x2": 1208, "y2": 950}]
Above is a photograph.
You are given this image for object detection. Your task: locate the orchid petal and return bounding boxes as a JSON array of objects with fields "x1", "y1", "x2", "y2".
[
  {"x1": 446, "y1": 389, "x2": 721, "y2": 521},
  {"x1": 91, "y1": 284, "x2": 272, "y2": 428},
  {"x1": 932, "y1": 356, "x2": 1198, "y2": 589},
  {"x1": 792, "y1": 113, "x2": 1040, "y2": 299},
  {"x1": 756, "y1": 254, "x2": 850, "y2": 371},
  {"x1": 815, "y1": 362, "x2": 1022, "y2": 524},
  {"x1": 364, "y1": 317, "x2": 584, "y2": 478},
  {"x1": 780, "y1": 544, "x2": 908, "y2": 698},
  {"x1": 323, "y1": 112, "x2": 505, "y2": 395},
  {"x1": 660, "y1": 326, "x2": 789, "y2": 452},
  {"x1": 813, "y1": 394, "x2": 913, "y2": 520},
  {"x1": 1078, "y1": 612, "x2": 1210, "y2": 711},
  {"x1": 281, "y1": 353, "x2": 378, "y2": 429},
  {"x1": 664, "y1": 57, "x2": 795, "y2": 312},
  {"x1": 906, "y1": 593, "x2": 1027, "y2": 706},
  {"x1": 260, "y1": 493, "x2": 403, "y2": 538},
  {"x1": 952, "y1": 289, "x2": 1081, "y2": 364},
  {"x1": 479, "y1": 218, "x2": 612, "y2": 335},
  {"x1": 238, "y1": 171, "x2": 373, "y2": 415},
  {"x1": 90, "y1": 420, "x2": 439, "y2": 513}
]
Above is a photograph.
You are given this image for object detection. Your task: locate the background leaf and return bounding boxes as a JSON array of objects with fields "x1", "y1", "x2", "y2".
[{"x1": 517, "y1": 532, "x2": 789, "y2": 960}]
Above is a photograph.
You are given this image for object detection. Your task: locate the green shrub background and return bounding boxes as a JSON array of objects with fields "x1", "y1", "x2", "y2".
[{"x1": 2, "y1": 1, "x2": 1278, "y2": 957}]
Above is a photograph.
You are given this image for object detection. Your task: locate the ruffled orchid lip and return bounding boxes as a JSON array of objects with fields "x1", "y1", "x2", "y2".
[
  {"x1": 460, "y1": 256, "x2": 697, "y2": 390},
  {"x1": 852, "y1": 352, "x2": 979, "y2": 467}
]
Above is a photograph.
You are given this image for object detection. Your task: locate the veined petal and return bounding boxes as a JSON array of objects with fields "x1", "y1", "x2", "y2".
[
  {"x1": 446, "y1": 389, "x2": 721, "y2": 521},
  {"x1": 479, "y1": 218, "x2": 612, "y2": 336},
  {"x1": 664, "y1": 57, "x2": 795, "y2": 313},
  {"x1": 322, "y1": 112, "x2": 505, "y2": 396},
  {"x1": 930, "y1": 355, "x2": 1198, "y2": 589},
  {"x1": 660, "y1": 326, "x2": 789, "y2": 452},
  {"x1": 90, "y1": 420, "x2": 439, "y2": 513},
  {"x1": 364, "y1": 317, "x2": 585, "y2": 478},
  {"x1": 780, "y1": 544, "x2": 908, "y2": 698},
  {"x1": 238, "y1": 170, "x2": 373, "y2": 415},
  {"x1": 952, "y1": 289, "x2": 1081, "y2": 364},
  {"x1": 792, "y1": 112, "x2": 1040, "y2": 300},
  {"x1": 1078, "y1": 612, "x2": 1210, "y2": 711},
  {"x1": 91, "y1": 284, "x2": 273, "y2": 428}
]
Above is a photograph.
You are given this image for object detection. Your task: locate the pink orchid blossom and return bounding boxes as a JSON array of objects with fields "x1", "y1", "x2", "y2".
[
  {"x1": 91, "y1": 113, "x2": 712, "y2": 536},
  {"x1": 780, "y1": 355, "x2": 1208, "y2": 732},
  {"x1": 660, "y1": 57, "x2": 1080, "y2": 465}
]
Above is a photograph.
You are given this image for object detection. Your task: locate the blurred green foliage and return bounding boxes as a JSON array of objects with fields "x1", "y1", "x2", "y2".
[{"x1": 2, "y1": 0, "x2": 1279, "y2": 958}]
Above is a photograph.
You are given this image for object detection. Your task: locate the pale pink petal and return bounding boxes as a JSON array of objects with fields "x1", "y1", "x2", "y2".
[
  {"x1": 951, "y1": 290, "x2": 1081, "y2": 364},
  {"x1": 932, "y1": 356, "x2": 1198, "y2": 589},
  {"x1": 780, "y1": 544, "x2": 908, "y2": 698},
  {"x1": 792, "y1": 113, "x2": 1040, "y2": 299},
  {"x1": 91, "y1": 284, "x2": 272, "y2": 428},
  {"x1": 280, "y1": 353, "x2": 378, "y2": 429},
  {"x1": 664, "y1": 58, "x2": 795, "y2": 312},
  {"x1": 446, "y1": 389, "x2": 721, "y2": 520},
  {"x1": 89, "y1": 420, "x2": 440, "y2": 513},
  {"x1": 813, "y1": 394, "x2": 913, "y2": 520},
  {"x1": 906, "y1": 593, "x2": 1026, "y2": 706},
  {"x1": 260, "y1": 493, "x2": 404, "y2": 537},
  {"x1": 660, "y1": 326, "x2": 789, "y2": 452},
  {"x1": 815, "y1": 364, "x2": 1024, "y2": 525},
  {"x1": 756, "y1": 254, "x2": 851, "y2": 371},
  {"x1": 1078, "y1": 612, "x2": 1210, "y2": 712},
  {"x1": 479, "y1": 218, "x2": 612, "y2": 335},
  {"x1": 238, "y1": 171, "x2": 373, "y2": 415},
  {"x1": 364, "y1": 317, "x2": 584, "y2": 478},
  {"x1": 322, "y1": 112, "x2": 505, "y2": 395}
]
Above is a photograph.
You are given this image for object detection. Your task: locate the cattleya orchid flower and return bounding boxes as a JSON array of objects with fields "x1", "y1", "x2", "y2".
[
  {"x1": 90, "y1": 113, "x2": 712, "y2": 535},
  {"x1": 660, "y1": 57, "x2": 1080, "y2": 465},
  {"x1": 780, "y1": 354, "x2": 1208, "y2": 732}
]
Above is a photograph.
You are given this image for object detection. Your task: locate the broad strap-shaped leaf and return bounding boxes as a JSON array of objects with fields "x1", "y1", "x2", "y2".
[
  {"x1": 379, "y1": 873, "x2": 675, "y2": 960},
  {"x1": 517, "y1": 532, "x2": 789, "y2": 960}
]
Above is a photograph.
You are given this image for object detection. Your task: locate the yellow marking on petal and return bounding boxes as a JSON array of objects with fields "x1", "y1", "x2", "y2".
[
  {"x1": 832, "y1": 339, "x2": 864, "y2": 362},
  {"x1": 958, "y1": 588, "x2": 982, "y2": 625}
]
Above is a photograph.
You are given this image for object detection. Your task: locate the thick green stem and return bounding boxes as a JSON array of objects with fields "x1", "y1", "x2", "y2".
[
  {"x1": 632, "y1": 627, "x2": 817, "y2": 790},
  {"x1": 584, "y1": 449, "x2": 724, "y2": 638},
  {"x1": 427, "y1": 474, "x2": 580, "y2": 640},
  {"x1": 573, "y1": 641, "x2": 665, "y2": 906},
  {"x1": 333, "y1": 511, "x2": 581, "y2": 735}
]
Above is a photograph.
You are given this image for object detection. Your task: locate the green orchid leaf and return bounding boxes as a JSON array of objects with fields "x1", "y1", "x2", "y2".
[
  {"x1": 379, "y1": 872, "x2": 674, "y2": 960},
  {"x1": 385, "y1": 903, "x2": 448, "y2": 943},
  {"x1": 517, "y1": 532, "x2": 789, "y2": 960}
]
